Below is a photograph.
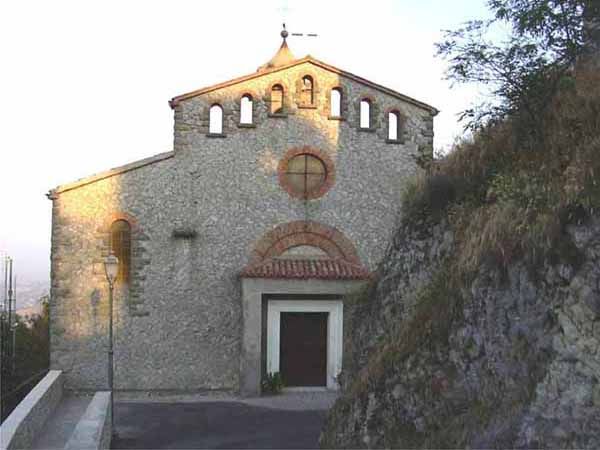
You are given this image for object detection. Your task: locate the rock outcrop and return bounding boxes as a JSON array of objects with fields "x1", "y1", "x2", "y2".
[{"x1": 321, "y1": 216, "x2": 600, "y2": 449}]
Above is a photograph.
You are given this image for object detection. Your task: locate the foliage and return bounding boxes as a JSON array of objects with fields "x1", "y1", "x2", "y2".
[
  {"x1": 1, "y1": 296, "x2": 50, "y2": 421},
  {"x1": 402, "y1": 68, "x2": 600, "y2": 276},
  {"x1": 401, "y1": 172, "x2": 458, "y2": 224},
  {"x1": 261, "y1": 371, "x2": 284, "y2": 395},
  {"x1": 325, "y1": 3, "x2": 600, "y2": 448},
  {"x1": 436, "y1": 0, "x2": 590, "y2": 131},
  {"x1": 401, "y1": 0, "x2": 600, "y2": 276}
]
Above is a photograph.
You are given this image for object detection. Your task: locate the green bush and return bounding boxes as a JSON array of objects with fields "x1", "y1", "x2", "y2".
[{"x1": 261, "y1": 372, "x2": 284, "y2": 395}]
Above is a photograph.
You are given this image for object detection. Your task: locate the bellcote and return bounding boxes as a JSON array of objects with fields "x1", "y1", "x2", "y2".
[{"x1": 257, "y1": 25, "x2": 297, "y2": 72}]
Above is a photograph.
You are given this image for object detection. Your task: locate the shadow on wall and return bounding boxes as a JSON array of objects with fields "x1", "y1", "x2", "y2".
[{"x1": 49, "y1": 64, "x2": 433, "y2": 392}]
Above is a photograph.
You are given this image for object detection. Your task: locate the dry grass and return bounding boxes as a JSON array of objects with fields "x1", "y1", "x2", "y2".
[
  {"x1": 402, "y1": 69, "x2": 600, "y2": 276},
  {"x1": 347, "y1": 266, "x2": 461, "y2": 397}
]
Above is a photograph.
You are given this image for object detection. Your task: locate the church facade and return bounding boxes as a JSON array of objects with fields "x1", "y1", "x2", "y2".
[{"x1": 47, "y1": 34, "x2": 437, "y2": 396}]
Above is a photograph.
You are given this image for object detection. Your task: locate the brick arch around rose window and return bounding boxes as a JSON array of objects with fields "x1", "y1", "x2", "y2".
[
  {"x1": 249, "y1": 221, "x2": 361, "y2": 265},
  {"x1": 97, "y1": 211, "x2": 150, "y2": 317}
]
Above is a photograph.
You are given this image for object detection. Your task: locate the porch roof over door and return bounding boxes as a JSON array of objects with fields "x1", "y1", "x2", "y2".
[{"x1": 240, "y1": 257, "x2": 371, "y2": 280}]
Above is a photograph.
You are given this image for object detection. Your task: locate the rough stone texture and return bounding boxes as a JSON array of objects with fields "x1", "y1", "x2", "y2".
[
  {"x1": 0, "y1": 370, "x2": 64, "y2": 450},
  {"x1": 49, "y1": 58, "x2": 436, "y2": 392},
  {"x1": 320, "y1": 217, "x2": 600, "y2": 449}
]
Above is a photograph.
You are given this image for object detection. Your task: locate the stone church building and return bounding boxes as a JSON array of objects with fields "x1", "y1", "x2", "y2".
[{"x1": 47, "y1": 31, "x2": 437, "y2": 396}]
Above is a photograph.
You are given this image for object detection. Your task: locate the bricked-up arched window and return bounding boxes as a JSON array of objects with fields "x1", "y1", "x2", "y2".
[
  {"x1": 301, "y1": 76, "x2": 314, "y2": 105},
  {"x1": 360, "y1": 99, "x2": 371, "y2": 128},
  {"x1": 330, "y1": 88, "x2": 342, "y2": 117},
  {"x1": 209, "y1": 104, "x2": 223, "y2": 134},
  {"x1": 240, "y1": 95, "x2": 253, "y2": 124},
  {"x1": 388, "y1": 111, "x2": 399, "y2": 140},
  {"x1": 110, "y1": 220, "x2": 131, "y2": 283},
  {"x1": 271, "y1": 84, "x2": 284, "y2": 114}
]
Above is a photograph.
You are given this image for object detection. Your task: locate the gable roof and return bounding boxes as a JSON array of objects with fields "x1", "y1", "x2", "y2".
[
  {"x1": 47, "y1": 150, "x2": 175, "y2": 197},
  {"x1": 169, "y1": 56, "x2": 439, "y2": 115}
]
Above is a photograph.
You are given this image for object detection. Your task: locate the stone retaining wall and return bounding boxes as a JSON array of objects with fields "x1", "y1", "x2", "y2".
[{"x1": 0, "y1": 370, "x2": 63, "y2": 450}]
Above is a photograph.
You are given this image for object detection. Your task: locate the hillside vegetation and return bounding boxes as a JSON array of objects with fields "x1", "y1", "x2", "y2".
[
  {"x1": 405, "y1": 69, "x2": 600, "y2": 278},
  {"x1": 321, "y1": 1, "x2": 600, "y2": 448},
  {"x1": 320, "y1": 67, "x2": 600, "y2": 450}
]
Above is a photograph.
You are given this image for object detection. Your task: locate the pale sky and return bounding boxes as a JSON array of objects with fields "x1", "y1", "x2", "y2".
[{"x1": 0, "y1": 0, "x2": 491, "y2": 282}]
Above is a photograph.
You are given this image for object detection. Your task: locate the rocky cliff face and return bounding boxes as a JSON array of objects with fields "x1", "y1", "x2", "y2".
[{"x1": 321, "y1": 216, "x2": 600, "y2": 449}]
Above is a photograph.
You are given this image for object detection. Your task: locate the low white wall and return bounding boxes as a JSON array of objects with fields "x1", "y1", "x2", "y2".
[
  {"x1": 0, "y1": 370, "x2": 63, "y2": 450},
  {"x1": 64, "y1": 391, "x2": 112, "y2": 450}
]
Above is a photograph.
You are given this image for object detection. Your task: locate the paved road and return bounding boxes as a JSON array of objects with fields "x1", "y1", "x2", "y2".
[{"x1": 112, "y1": 397, "x2": 332, "y2": 449}]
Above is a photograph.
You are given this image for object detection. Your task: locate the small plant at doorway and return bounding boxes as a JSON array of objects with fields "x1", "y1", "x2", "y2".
[{"x1": 262, "y1": 372, "x2": 284, "y2": 395}]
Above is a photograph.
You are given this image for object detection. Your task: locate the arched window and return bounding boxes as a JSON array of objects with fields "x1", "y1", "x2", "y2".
[
  {"x1": 110, "y1": 220, "x2": 131, "y2": 283},
  {"x1": 330, "y1": 88, "x2": 342, "y2": 117},
  {"x1": 209, "y1": 104, "x2": 223, "y2": 134},
  {"x1": 301, "y1": 76, "x2": 314, "y2": 105},
  {"x1": 360, "y1": 99, "x2": 371, "y2": 129},
  {"x1": 271, "y1": 84, "x2": 284, "y2": 114},
  {"x1": 240, "y1": 95, "x2": 253, "y2": 124},
  {"x1": 388, "y1": 111, "x2": 399, "y2": 140}
]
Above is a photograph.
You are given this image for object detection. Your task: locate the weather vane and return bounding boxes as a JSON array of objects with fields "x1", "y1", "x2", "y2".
[{"x1": 281, "y1": 23, "x2": 318, "y2": 41}]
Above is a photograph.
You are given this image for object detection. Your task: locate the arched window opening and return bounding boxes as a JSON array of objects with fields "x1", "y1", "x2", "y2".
[
  {"x1": 388, "y1": 111, "x2": 399, "y2": 140},
  {"x1": 209, "y1": 104, "x2": 223, "y2": 134},
  {"x1": 330, "y1": 88, "x2": 342, "y2": 117},
  {"x1": 301, "y1": 76, "x2": 314, "y2": 105},
  {"x1": 240, "y1": 95, "x2": 253, "y2": 124},
  {"x1": 360, "y1": 99, "x2": 371, "y2": 129},
  {"x1": 110, "y1": 220, "x2": 131, "y2": 283},
  {"x1": 271, "y1": 84, "x2": 284, "y2": 114}
]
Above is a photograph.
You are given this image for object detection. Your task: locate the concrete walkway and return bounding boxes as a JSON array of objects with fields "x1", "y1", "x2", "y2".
[
  {"x1": 112, "y1": 392, "x2": 337, "y2": 449},
  {"x1": 31, "y1": 395, "x2": 92, "y2": 450}
]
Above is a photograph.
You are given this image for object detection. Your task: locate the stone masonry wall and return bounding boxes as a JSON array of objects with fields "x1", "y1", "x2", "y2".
[{"x1": 50, "y1": 60, "x2": 436, "y2": 392}]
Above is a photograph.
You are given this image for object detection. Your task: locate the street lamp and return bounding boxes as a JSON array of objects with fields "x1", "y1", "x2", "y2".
[{"x1": 103, "y1": 253, "x2": 118, "y2": 437}]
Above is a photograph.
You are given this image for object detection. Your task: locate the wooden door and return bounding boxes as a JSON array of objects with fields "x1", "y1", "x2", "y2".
[{"x1": 279, "y1": 312, "x2": 328, "y2": 387}]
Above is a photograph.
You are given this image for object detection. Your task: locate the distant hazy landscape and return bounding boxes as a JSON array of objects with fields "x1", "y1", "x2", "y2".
[{"x1": 2, "y1": 277, "x2": 49, "y2": 310}]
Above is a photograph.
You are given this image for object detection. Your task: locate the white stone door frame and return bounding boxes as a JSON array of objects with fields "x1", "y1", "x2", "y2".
[
  {"x1": 267, "y1": 300, "x2": 343, "y2": 390},
  {"x1": 240, "y1": 278, "x2": 367, "y2": 397}
]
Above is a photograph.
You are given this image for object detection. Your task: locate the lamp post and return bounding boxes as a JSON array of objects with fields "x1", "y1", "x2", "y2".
[{"x1": 103, "y1": 253, "x2": 118, "y2": 436}]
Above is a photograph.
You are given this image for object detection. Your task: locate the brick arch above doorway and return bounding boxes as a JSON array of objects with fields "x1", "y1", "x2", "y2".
[{"x1": 249, "y1": 221, "x2": 360, "y2": 265}]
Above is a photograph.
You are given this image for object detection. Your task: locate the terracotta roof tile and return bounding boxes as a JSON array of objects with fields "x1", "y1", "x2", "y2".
[{"x1": 240, "y1": 258, "x2": 371, "y2": 280}]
